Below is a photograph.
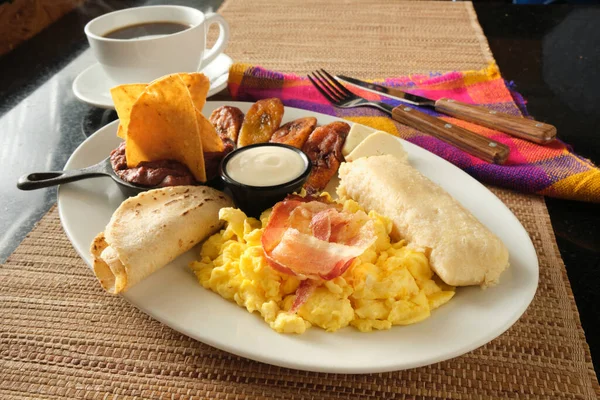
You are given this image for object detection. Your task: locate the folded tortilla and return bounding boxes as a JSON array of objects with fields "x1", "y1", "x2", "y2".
[
  {"x1": 91, "y1": 186, "x2": 232, "y2": 294},
  {"x1": 337, "y1": 155, "x2": 509, "y2": 287}
]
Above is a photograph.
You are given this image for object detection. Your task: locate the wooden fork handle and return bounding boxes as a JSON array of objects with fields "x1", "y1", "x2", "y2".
[
  {"x1": 434, "y1": 98, "x2": 557, "y2": 144},
  {"x1": 391, "y1": 105, "x2": 510, "y2": 164}
]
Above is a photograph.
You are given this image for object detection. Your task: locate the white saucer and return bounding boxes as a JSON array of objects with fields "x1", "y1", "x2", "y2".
[{"x1": 72, "y1": 53, "x2": 233, "y2": 109}]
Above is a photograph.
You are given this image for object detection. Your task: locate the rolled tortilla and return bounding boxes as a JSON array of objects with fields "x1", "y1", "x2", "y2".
[
  {"x1": 90, "y1": 186, "x2": 232, "y2": 294},
  {"x1": 337, "y1": 155, "x2": 509, "y2": 287}
]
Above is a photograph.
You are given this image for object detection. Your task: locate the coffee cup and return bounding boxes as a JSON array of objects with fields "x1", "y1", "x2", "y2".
[{"x1": 84, "y1": 5, "x2": 230, "y2": 85}]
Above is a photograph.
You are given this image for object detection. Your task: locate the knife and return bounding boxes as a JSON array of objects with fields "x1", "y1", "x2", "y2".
[{"x1": 336, "y1": 75, "x2": 557, "y2": 144}]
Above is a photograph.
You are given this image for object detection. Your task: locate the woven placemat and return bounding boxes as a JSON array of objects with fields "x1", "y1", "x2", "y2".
[
  {"x1": 213, "y1": 0, "x2": 495, "y2": 77},
  {"x1": 2, "y1": 1, "x2": 598, "y2": 398}
]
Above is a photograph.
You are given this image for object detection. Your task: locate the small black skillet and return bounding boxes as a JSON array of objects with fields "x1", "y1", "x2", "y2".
[
  {"x1": 17, "y1": 157, "x2": 148, "y2": 198},
  {"x1": 16, "y1": 157, "x2": 224, "y2": 197}
]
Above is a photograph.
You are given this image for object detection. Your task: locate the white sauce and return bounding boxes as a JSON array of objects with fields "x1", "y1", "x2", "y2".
[{"x1": 226, "y1": 146, "x2": 306, "y2": 187}]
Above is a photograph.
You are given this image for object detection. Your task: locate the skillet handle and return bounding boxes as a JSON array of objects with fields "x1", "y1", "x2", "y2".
[
  {"x1": 391, "y1": 105, "x2": 510, "y2": 164},
  {"x1": 17, "y1": 160, "x2": 111, "y2": 190},
  {"x1": 434, "y1": 98, "x2": 557, "y2": 144}
]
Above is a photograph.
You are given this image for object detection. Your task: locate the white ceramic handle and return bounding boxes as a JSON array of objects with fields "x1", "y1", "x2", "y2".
[{"x1": 200, "y1": 13, "x2": 230, "y2": 69}]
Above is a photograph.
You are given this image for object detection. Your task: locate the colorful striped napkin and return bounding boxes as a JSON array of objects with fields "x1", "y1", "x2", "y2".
[{"x1": 228, "y1": 63, "x2": 600, "y2": 202}]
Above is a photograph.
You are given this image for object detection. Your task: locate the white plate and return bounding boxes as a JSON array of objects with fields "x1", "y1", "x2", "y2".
[
  {"x1": 72, "y1": 53, "x2": 233, "y2": 109},
  {"x1": 57, "y1": 102, "x2": 539, "y2": 374}
]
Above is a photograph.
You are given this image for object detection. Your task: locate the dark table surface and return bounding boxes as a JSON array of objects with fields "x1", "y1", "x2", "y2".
[{"x1": 1, "y1": 0, "x2": 598, "y2": 376}]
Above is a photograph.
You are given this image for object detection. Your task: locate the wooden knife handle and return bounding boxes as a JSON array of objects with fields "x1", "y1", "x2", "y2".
[
  {"x1": 391, "y1": 105, "x2": 510, "y2": 164},
  {"x1": 434, "y1": 98, "x2": 557, "y2": 144}
]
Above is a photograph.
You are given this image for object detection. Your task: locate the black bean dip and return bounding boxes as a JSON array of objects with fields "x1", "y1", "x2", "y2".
[{"x1": 110, "y1": 142, "x2": 196, "y2": 187}]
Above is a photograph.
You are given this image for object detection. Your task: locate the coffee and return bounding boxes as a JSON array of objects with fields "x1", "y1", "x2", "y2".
[
  {"x1": 85, "y1": 6, "x2": 230, "y2": 85},
  {"x1": 104, "y1": 22, "x2": 190, "y2": 40}
]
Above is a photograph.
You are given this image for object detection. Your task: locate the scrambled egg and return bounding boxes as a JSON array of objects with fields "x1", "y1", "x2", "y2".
[{"x1": 189, "y1": 199, "x2": 455, "y2": 334}]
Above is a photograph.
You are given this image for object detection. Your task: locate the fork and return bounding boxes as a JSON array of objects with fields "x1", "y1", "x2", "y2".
[{"x1": 308, "y1": 69, "x2": 510, "y2": 164}]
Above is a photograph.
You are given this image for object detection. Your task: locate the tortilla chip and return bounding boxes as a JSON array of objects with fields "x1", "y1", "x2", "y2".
[
  {"x1": 178, "y1": 73, "x2": 210, "y2": 113},
  {"x1": 196, "y1": 110, "x2": 224, "y2": 152},
  {"x1": 117, "y1": 124, "x2": 125, "y2": 139},
  {"x1": 110, "y1": 84, "x2": 146, "y2": 139},
  {"x1": 178, "y1": 73, "x2": 224, "y2": 152},
  {"x1": 126, "y1": 74, "x2": 207, "y2": 182}
]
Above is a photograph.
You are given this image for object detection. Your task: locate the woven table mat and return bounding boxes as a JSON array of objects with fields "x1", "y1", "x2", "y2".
[
  {"x1": 2, "y1": 1, "x2": 599, "y2": 399},
  {"x1": 212, "y1": 0, "x2": 494, "y2": 77}
]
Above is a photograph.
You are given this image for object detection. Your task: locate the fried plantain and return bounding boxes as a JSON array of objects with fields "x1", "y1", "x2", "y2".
[
  {"x1": 269, "y1": 117, "x2": 317, "y2": 148},
  {"x1": 237, "y1": 98, "x2": 284, "y2": 147},
  {"x1": 209, "y1": 105, "x2": 244, "y2": 150},
  {"x1": 302, "y1": 121, "x2": 351, "y2": 193}
]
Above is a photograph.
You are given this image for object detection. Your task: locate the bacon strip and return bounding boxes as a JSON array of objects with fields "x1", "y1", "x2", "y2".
[
  {"x1": 289, "y1": 280, "x2": 318, "y2": 314},
  {"x1": 309, "y1": 209, "x2": 332, "y2": 241},
  {"x1": 261, "y1": 198, "x2": 376, "y2": 280}
]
